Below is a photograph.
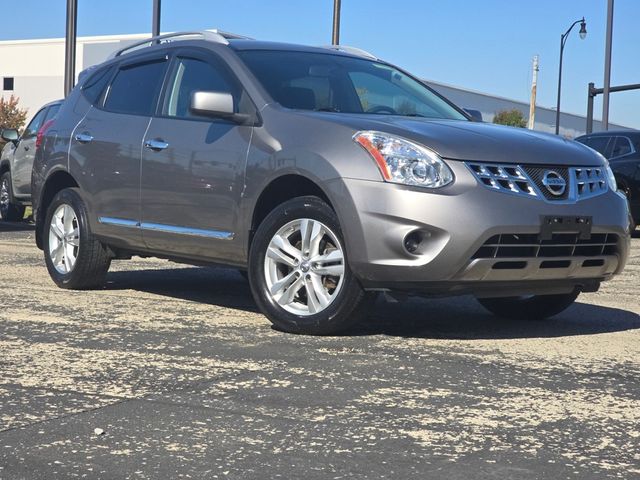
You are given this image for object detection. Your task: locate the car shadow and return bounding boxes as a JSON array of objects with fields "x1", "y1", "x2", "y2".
[
  {"x1": 103, "y1": 266, "x2": 640, "y2": 340},
  {"x1": 0, "y1": 221, "x2": 35, "y2": 232}
]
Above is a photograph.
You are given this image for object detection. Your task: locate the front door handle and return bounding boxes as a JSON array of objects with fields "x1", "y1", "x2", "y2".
[
  {"x1": 75, "y1": 133, "x2": 94, "y2": 143},
  {"x1": 144, "y1": 138, "x2": 169, "y2": 151}
]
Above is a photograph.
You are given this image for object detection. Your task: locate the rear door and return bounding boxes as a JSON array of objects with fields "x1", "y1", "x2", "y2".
[
  {"x1": 140, "y1": 49, "x2": 253, "y2": 261},
  {"x1": 12, "y1": 107, "x2": 48, "y2": 196},
  {"x1": 70, "y1": 55, "x2": 169, "y2": 249}
]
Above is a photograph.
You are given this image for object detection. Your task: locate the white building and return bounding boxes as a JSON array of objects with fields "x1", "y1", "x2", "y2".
[
  {"x1": 0, "y1": 33, "x2": 631, "y2": 137},
  {"x1": 0, "y1": 33, "x2": 148, "y2": 116}
]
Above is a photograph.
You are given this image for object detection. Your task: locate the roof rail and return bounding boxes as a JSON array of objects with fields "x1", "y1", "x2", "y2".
[
  {"x1": 320, "y1": 45, "x2": 377, "y2": 60},
  {"x1": 108, "y1": 29, "x2": 252, "y2": 59}
]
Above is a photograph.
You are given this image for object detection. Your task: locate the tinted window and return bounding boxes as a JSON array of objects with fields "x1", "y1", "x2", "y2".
[
  {"x1": 23, "y1": 108, "x2": 47, "y2": 138},
  {"x1": 44, "y1": 104, "x2": 61, "y2": 123},
  {"x1": 585, "y1": 136, "x2": 611, "y2": 157},
  {"x1": 238, "y1": 50, "x2": 467, "y2": 120},
  {"x1": 104, "y1": 60, "x2": 168, "y2": 116},
  {"x1": 611, "y1": 137, "x2": 633, "y2": 157},
  {"x1": 164, "y1": 57, "x2": 237, "y2": 118},
  {"x1": 82, "y1": 66, "x2": 114, "y2": 105}
]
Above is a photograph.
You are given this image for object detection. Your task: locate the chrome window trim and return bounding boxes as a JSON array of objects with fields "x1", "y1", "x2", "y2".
[{"x1": 97, "y1": 217, "x2": 234, "y2": 240}]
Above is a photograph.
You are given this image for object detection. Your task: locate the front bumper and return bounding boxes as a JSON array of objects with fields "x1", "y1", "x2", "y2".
[{"x1": 327, "y1": 161, "x2": 631, "y2": 296}]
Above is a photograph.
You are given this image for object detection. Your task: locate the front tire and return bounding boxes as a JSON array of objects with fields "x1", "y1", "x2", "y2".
[
  {"x1": 476, "y1": 290, "x2": 580, "y2": 321},
  {"x1": 248, "y1": 196, "x2": 368, "y2": 335},
  {"x1": 0, "y1": 171, "x2": 25, "y2": 221},
  {"x1": 43, "y1": 188, "x2": 111, "y2": 289}
]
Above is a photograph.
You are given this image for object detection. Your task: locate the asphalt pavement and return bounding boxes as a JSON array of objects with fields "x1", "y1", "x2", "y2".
[{"x1": 1, "y1": 221, "x2": 639, "y2": 479}]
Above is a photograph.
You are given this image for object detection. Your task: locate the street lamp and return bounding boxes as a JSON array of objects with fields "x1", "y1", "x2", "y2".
[{"x1": 555, "y1": 17, "x2": 587, "y2": 135}]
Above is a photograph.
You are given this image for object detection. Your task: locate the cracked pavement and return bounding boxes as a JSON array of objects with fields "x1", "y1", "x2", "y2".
[{"x1": 1, "y1": 222, "x2": 639, "y2": 479}]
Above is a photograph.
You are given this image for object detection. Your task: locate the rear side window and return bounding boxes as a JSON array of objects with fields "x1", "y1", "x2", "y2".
[
  {"x1": 44, "y1": 104, "x2": 61, "y2": 122},
  {"x1": 163, "y1": 57, "x2": 238, "y2": 118},
  {"x1": 611, "y1": 137, "x2": 633, "y2": 157},
  {"x1": 104, "y1": 59, "x2": 168, "y2": 116},
  {"x1": 81, "y1": 66, "x2": 113, "y2": 105}
]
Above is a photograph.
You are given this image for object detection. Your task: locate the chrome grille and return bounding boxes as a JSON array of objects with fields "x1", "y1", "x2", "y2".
[
  {"x1": 472, "y1": 233, "x2": 619, "y2": 259},
  {"x1": 574, "y1": 167, "x2": 608, "y2": 199},
  {"x1": 466, "y1": 162, "x2": 609, "y2": 203},
  {"x1": 466, "y1": 163, "x2": 538, "y2": 198}
]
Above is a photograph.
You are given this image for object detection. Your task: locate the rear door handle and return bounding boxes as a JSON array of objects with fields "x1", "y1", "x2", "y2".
[
  {"x1": 144, "y1": 138, "x2": 169, "y2": 151},
  {"x1": 75, "y1": 133, "x2": 94, "y2": 143}
]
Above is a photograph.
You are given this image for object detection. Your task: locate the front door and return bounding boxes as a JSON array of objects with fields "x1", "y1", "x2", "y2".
[{"x1": 140, "y1": 51, "x2": 253, "y2": 262}]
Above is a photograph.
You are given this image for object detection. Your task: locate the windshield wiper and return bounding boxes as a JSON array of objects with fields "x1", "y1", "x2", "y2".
[
  {"x1": 315, "y1": 107, "x2": 341, "y2": 113},
  {"x1": 404, "y1": 113, "x2": 427, "y2": 118}
]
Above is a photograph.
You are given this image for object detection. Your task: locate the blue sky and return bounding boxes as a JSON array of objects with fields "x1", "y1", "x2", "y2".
[{"x1": 3, "y1": 0, "x2": 639, "y2": 128}]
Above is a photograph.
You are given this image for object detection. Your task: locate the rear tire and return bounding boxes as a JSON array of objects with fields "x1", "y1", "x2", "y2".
[
  {"x1": 0, "y1": 171, "x2": 25, "y2": 221},
  {"x1": 248, "y1": 196, "x2": 369, "y2": 335},
  {"x1": 476, "y1": 290, "x2": 580, "y2": 321},
  {"x1": 43, "y1": 188, "x2": 111, "y2": 289}
]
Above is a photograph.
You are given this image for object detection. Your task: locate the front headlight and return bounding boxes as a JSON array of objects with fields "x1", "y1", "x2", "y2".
[
  {"x1": 353, "y1": 131, "x2": 453, "y2": 188},
  {"x1": 604, "y1": 161, "x2": 617, "y2": 191}
]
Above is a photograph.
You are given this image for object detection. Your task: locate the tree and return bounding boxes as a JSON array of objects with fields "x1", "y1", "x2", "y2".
[
  {"x1": 492, "y1": 108, "x2": 527, "y2": 128},
  {"x1": 0, "y1": 95, "x2": 28, "y2": 146}
]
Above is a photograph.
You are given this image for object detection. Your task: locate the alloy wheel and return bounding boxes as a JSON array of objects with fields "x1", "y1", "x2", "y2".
[
  {"x1": 264, "y1": 218, "x2": 345, "y2": 315},
  {"x1": 48, "y1": 204, "x2": 80, "y2": 274},
  {"x1": 0, "y1": 178, "x2": 9, "y2": 217}
]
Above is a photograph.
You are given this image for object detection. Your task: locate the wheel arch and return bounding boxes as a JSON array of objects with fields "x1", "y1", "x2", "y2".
[
  {"x1": 35, "y1": 170, "x2": 80, "y2": 249},
  {"x1": 248, "y1": 173, "x2": 336, "y2": 251}
]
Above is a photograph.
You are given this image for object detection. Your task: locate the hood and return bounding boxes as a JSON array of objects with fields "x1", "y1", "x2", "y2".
[{"x1": 304, "y1": 113, "x2": 602, "y2": 167}]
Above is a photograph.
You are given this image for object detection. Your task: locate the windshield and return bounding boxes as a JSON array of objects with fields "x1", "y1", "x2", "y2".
[{"x1": 238, "y1": 50, "x2": 468, "y2": 120}]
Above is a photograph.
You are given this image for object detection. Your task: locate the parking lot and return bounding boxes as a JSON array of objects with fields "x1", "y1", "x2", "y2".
[{"x1": 0, "y1": 222, "x2": 638, "y2": 479}]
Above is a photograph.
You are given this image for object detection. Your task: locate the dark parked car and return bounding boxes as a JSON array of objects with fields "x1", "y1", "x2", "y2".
[
  {"x1": 0, "y1": 100, "x2": 63, "y2": 221},
  {"x1": 575, "y1": 131, "x2": 640, "y2": 229},
  {"x1": 31, "y1": 31, "x2": 630, "y2": 334}
]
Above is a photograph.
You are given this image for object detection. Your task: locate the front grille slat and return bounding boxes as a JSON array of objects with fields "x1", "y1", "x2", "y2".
[
  {"x1": 472, "y1": 233, "x2": 619, "y2": 260},
  {"x1": 466, "y1": 162, "x2": 609, "y2": 203}
]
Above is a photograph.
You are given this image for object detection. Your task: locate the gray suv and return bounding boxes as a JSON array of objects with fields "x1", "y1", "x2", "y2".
[{"x1": 32, "y1": 31, "x2": 631, "y2": 334}]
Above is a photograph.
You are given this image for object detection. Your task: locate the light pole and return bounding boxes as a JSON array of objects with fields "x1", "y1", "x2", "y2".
[
  {"x1": 555, "y1": 17, "x2": 587, "y2": 135},
  {"x1": 332, "y1": 0, "x2": 341, "y2": 45}
]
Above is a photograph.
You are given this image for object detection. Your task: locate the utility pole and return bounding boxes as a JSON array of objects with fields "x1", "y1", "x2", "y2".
[
  {"x1": 63, "y1": 0, "x2": 78, "y2": 96},
  {"x1": 332, "y1": 0, "x2": 341, "y2": 45},
  {"x1": 152, "y1": 0, "x2": 161, "y2": 38},
  {"x1": 602, "y1": 0, "x2": 614, "y2": 130},
  {"x1": 528, "y1": 55, "x2": 539, "y2": 130}
]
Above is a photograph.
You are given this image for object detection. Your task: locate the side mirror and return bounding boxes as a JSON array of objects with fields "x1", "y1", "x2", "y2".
[
  {"x1": 1, "y1": 128, "x2": 19, "y2": 143},
  {"x1": 190, "y1": 91, "x2": 251, "y2": 124},
  {"x1": 464, "y1": 108, "x2": 483, "y2": 123}
]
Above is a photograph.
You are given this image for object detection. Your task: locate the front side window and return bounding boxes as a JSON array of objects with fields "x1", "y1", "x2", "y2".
[
  {"x1": 584, "y1": 136, "x2": 611, "y2": 157},
  {"x1": 238, "y1": 50, "x2": 467, "y2": 120},
  {"x1": 164, "y1": 57, "x2": 238, "y2": 118},
  {"x1": 104, "y1": 59, "x2": 168, "y2": 116},
  {"x1": 22, "y1": 108, "x2": 47, "y2": 138}
]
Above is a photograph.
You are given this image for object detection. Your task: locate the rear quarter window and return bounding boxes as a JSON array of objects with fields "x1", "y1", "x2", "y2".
[
  {"x1": 81, "y1": 66, "x2": 114, "y2": 105},
  {"x1": 103, "y1": 59, "x2": 168, "y2": 116}
]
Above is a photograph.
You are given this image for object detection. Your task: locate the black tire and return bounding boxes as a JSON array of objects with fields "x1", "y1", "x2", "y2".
[
  {"x1": 248, "y1": 196, "x2": 369, "y2": 335},
  {"x1": 476, "y1": 290, "x2": 580, "y2": 321},
  {"x1": 0, "y1": 171, "x2": 26, "y2": 221},
  {"x1": 43, "y1": 188, "x2": 111, "y2": 289}
]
